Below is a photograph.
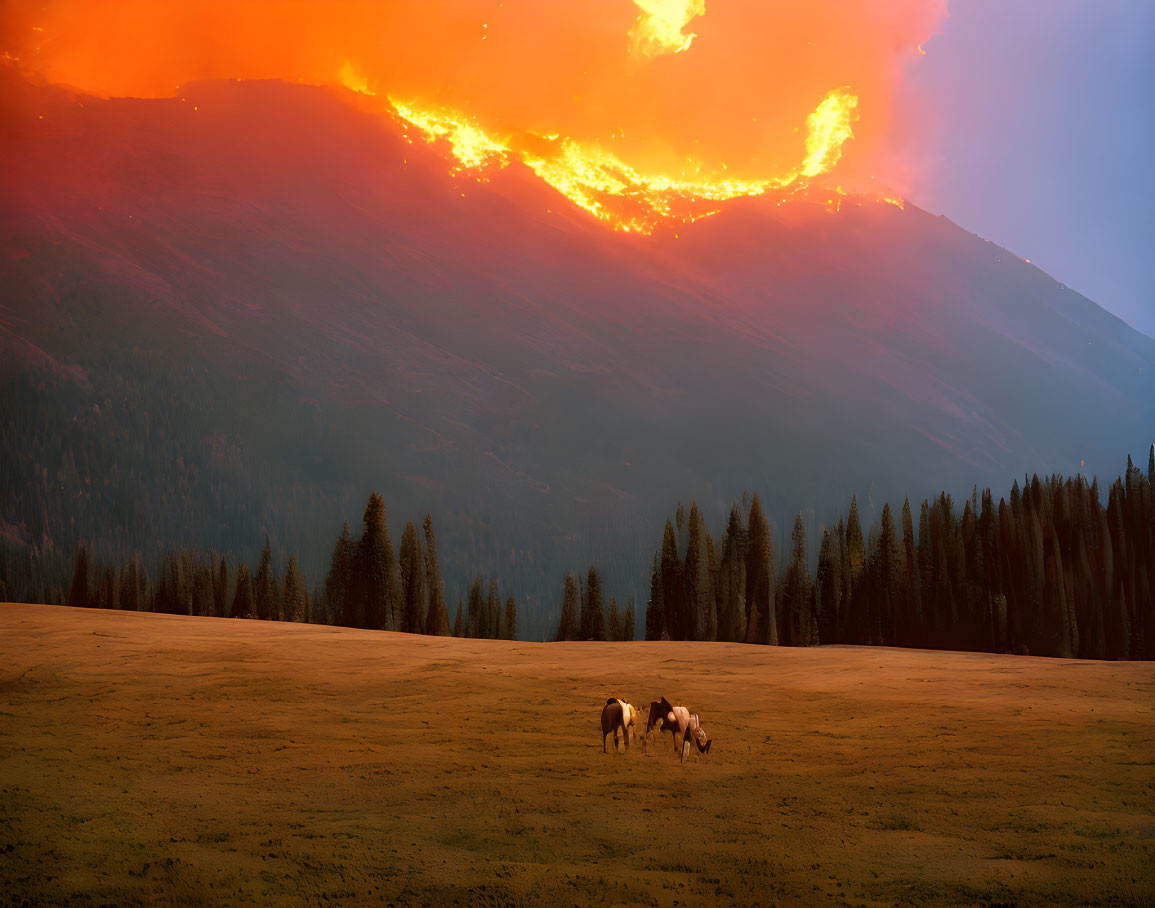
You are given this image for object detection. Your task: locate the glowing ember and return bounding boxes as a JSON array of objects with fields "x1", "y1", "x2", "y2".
[
  {"x1": 390, "y1": 87, "x2": 860, "y2": 233},
  {"x1": 629, "y1": 0, "x2": 706, "y2": 59}
]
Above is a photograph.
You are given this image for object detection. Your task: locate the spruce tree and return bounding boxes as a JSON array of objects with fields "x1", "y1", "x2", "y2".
[
  {"x1": 422, "y1": 515, "x2": 451, "y2": 635},
  {"x1": 781, "y1": 513, "x2": 811, "y2": 645},
  {"x1": 582, "y1": 567, "x2": 607, "y2": 640},
  {"x1": 355, "y1": 493, "x2": 400, "y2": 630},
  {"x1": 119, "y1": 560, "x2": 139, "y2": 612},
  {"x1": 488, "y1": 579, "x2": 501, "y2": 640},
  {"x1": 645, "y1": 552, "x2": 665, "y2": 641},
  {"x1": 214, "y1": 556, "x2": 229, "y2": 619},
  {"x1": 556, "y1": 573, "x2": 580, "y2": 641},
  {"x1": 67, "y1": 543, "x2": 90, "y2": 607},
  {"x1": 452, "y1": 601, "x2": 463, "y2": 637},
  {"x1": 231, "y1": 564, "x2": 254, "y2": 618},
  {"x1": 504, "y1": 596, "x2": 517, "y2": 641},
  {"x1": 608, "y1": 597, "x2": 621, "y2": 642},
  {"x1": 253, "y1": 538, "x2": 278, "y2": 621},
  {"x1": 398, "y1": 521, "x2": 426, "y2": 634},
  {"x1": 1148, "y1": 444, "x2": 1155, "y2": 486},
  {"x1": 469, "y1": 575, "x2": 485, "y2": 638},
  {"x1": 683, "y1": 502, "x2": 713, "y2": 640},
  {"x1": 283, "y1": 557, "x2": 306, "y2": 622},
  {"x1": 325, "y1": 522, "x2": 355, "y2": 626},
  {"x1": 718, "y1": 505, "x2": 747, "y2": 642},
  {"x1": 845, "y1": 497, "x2": 868, "y2": 643},
  {"x1": 660, "y1": 519, "x2": 684, "y2": 639},
  {"x1": 745, "y1": 495, "x2": 777, "y2": 645},
  {"x1": 622, "y1": 599, "x2": 636, "y2": 642}
]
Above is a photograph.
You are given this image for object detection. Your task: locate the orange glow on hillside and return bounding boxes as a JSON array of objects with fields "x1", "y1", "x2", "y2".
[
  {"x1": 390, "y1": 88, "x2": 859, "y2": 233},
  {"x1": 1, "y1": 0, "x2": 943, "y2": 228}
]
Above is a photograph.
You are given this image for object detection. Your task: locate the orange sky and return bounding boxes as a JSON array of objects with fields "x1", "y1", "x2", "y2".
[{"x1": 3, "y1": 0, "x2": 945, "y2": 187}]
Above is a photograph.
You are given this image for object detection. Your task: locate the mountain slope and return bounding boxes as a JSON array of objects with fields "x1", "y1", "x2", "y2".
[{"x1": 2, "y1": 73, "x2": 1151, "y2": 636}]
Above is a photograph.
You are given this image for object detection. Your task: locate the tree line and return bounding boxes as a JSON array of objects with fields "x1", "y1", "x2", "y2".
[
  {"x1": 633, "y1": 452, "x2": 1154, "y2": 659},
  {"x1": 552, "y1": 567, "x2": 636, "y2": 642},
  {"x1": 40, "y1": 491, "x2": 517, "y2": 640}
]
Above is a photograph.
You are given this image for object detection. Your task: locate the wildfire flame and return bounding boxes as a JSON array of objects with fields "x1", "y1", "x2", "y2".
[
  {"x1": 629, "y1": 0, "x2": 706, "y2": 59},
  {"x1": 390, "y1": 86, "x2": 859, "y2": 233}
]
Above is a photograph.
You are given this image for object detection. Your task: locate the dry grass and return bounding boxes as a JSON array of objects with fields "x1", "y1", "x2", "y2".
[{"x1": 1, "y1": 603, "x2": 1152, "y2": 906}]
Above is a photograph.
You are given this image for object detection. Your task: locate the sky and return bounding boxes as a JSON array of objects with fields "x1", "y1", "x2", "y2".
[{"x1": 902, "y1": 1, "x2": 1155, "y2": 337}]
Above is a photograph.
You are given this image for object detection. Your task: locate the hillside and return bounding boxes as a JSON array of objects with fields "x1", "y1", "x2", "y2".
[
  {"x1": 2, "y1": 72, "x2": 1152, "y2": 635},
  {"x1": 1, "y1": 604, "x2": 1152, "y2": 905}
]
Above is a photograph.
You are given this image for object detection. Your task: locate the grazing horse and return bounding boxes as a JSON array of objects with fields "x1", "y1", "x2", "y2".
[
  {"x1": 645, "y1": 698, "x2": 713, "y2": 760},
  {"x1": 600, "y1": 698, "x2": 633, "y2": 753},
  {"x1": 644, "y1": 697, "x2": 676, "y2": 753},
  {"x1": 668, "y1": 706, "x2": 712, "y2": 762}
]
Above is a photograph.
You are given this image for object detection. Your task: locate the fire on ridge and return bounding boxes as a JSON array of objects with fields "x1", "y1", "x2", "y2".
[{"x1": 384, "y1": 86, "x2": 863, "y2": 234}]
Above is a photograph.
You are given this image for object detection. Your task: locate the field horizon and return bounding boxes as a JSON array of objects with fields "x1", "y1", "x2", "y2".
[{"x1": 1, "y1": 603, "x2": 1151, "y2": 905}]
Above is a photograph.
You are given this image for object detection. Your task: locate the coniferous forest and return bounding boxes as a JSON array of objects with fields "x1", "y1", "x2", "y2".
[{"x1": 3, "y1": 451, "x2": 1153, "y2": 659}]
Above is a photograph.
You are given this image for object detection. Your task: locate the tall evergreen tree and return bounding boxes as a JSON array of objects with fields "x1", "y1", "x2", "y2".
[
  {"x1": 325, "y1": 522, "x2": 355, "y2": 626},
  {"x1": 214, "y1": 556, "x2": 229, "y2": 619},
  {"x1": 683, "y1": 503, "x2": 714, "y2": 640},
  {"x1": 398, "y1": 521, "x2": 426, "y2": 634},
  {"x1": 622, "y1": 598, "x2": 636, "y2": 642},
  {"x1": 253, "y1": 538, "x2": 278, "y2": 621},
  {"x1": 67, "y1": 543, "x2": 90, "y2": 607},
  {"x1": 845, "y1": 497, "x2": 868, "y2": 643},
  {"x1": 231, "y1": 563, "x2": 254, "y2": 619},
  {"x1": 717, "y1": 505, "x2": 747, "y2": 643},
  {"x1": 283, "y1": 556, "x2": 306, "y2": 622},
  {"x1": 581, "y1": 566, "x2": 607, "y2": 640},
  {"x1": 645, "y1": 552, "x2": 665, "y2": 641},
  {"x1": 556, "y1": 573, "x2": 580, "y2": 641},
  {"x1": 452, "y1": 601, "x2": 463, "y2": 638},
  {"x1": 660, "y1": 519, "x2": 684, "y2": 639},
  {"x1": 422, "y1": 514, "x2": 451, "y2": 636},
  {"x1": 119, "y1": 559, "x2": 140, "y2": 612},
  {"x1": 468, "y1": 575, "x2": 485, "y2": 638},
  {"x1": 781, "y1": 514, "x2": 811, "y2": 645},
  {"x1": 745, "y1": 495, "x2": 778, "y2": 645},
  {"x1": 504, "y1": 596, "x2": 517, "y2": 641},
  {"x1": 608, "y1": 597, "x2": 621, "y2": 642},
  {"x1": 355, "y1": 493, "x2": 400, "y2": 630}
]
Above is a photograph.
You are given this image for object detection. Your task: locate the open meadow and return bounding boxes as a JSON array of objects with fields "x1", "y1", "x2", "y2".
[{"x1": 1, "y1": 603, "x2": 1152, "y2": 906}]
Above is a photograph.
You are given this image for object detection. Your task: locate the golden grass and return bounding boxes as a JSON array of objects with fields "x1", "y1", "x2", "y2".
[{"x1": 1, "y1": 603, "x2": 1152, "y2": 905}]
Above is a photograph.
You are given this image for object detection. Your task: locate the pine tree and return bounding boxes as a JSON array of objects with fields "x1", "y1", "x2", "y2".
[
  {"x1": 119, "y1": 560, "x2": 139, "y2": 612},
  {"x1": 214, "y1": 556, "x2": 229, "y2": 619},
  {"x1": 622, "y1": 598, "x2": 636, "y2": 642},
  {"x1": 504, "y1": 596, "x2": 517, "y2": 641},
  {"x1": 556, "y1": 573, "x2": 580, "y2": 641},
  {"x1": 452, "y1": 601, "x2": 463, "y2": 638},
  {"x1": 283, "y1": 556, "x2": 306, "y2": 622},
  {"x1": 422, "y1": 515, "x2": 451, "y2": 636},
  {"x1": 717, "y1": 505, "x2": 747, "y2": 642},
  {"x1": 398, "y1": 521, "x2": 425, "y2": 634},
  {"x1": 660, "y1": 519, "x2": 684, "y2": 639},
  {"x1": 67, "y1": 543, "x2": 90, "y2": 607},
  {"x1": 1148, "y1": 443, "x2": 1155, "y2": 486},
  {"x1": 605, "y1": 596, "x2": 623, "y2": 642},
  {"x1": 683, "y1": 503, "x2": 713, "y2": 640},
  {"x1": 468, "y1": 575, "x2": 485, "y2": 638},
  {"x1": 355, "y1": 493, "x2": 400, "y2": 630},
  {"x1": 253, "y1": 538, "x2": 278, "y2": 621},
  {"x1": 487, "y1": 579, "x2": 501, "y2": 640},
  {"x1": 780, "y1": 514, "x2": 811, "y2": 645},
  {"x1": 325, "y1": 522, "x2": 355, "y2": 626},
  {"x1": 581, "y1": 567, "x2": 607, "y2": 640},
  {"x1": 645, "y1": 552, "x2": 664, "y2": 641},
  {"x1": 231, "y1": 563, "x2": 254, "y2": 618},
  {"x1": 745, "y1": 495, "x2": 777, "y2": 645},
  {"x1": 845, "y1": 497, "x2": 868, "y2": 643},
  {"x1": 815, "y1": 527, "x2": 840, "y2": 643}
]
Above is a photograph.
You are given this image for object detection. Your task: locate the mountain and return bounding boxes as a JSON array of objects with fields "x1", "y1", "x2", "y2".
[{"x1": 2, "y1": 73, "x2": 1152, "y2": 637}]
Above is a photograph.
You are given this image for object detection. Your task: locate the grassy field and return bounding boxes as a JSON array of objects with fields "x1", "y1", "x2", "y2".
[{"x1": 1, "y1": 603, "x2": 1152, "y2": 906}]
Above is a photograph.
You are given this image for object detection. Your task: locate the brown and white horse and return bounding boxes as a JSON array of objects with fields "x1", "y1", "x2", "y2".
[{"x1": 600, "y1": 698, "x2": 637, "y2": 753}]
